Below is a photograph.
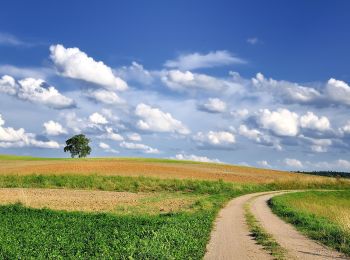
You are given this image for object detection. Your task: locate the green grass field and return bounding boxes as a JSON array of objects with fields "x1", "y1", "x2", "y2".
[
  {"x1": 269, "y1": 190, "x2": 350, "y2": 256},
  {"x1": 0, "y1": 174, "x2": 266, "y2": 259},
  {"x1": 0, "y1": 155, "x2": 350, "y2": 258}
]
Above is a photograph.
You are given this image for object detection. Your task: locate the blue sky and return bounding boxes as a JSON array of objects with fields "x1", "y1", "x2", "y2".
[{"x1": 0, "y1": 0, "x2": 350, "y2": 171}]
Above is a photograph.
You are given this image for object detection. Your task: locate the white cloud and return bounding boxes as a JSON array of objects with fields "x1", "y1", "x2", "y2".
[
  {"x1": 127, "y1": 133, "x2": 141, "y2": 142},
  {"x1": 135, "y1": 103, "x2": 190, "y2": 135},
  {"x1": 85, "y1": 89, "x2": 125, "y2": 105},
  {"x1": 231, "y1": 109, "x2": 249, "y2": 119},
  {"x1": 252, "y1": 73, "x2": 322, "y2": 104},
  {"x1": 199, "y1": 98, "x2": 226, "y2": 113},
  {"x1": 89, "y1": 112, "x2": 108, "y2": 125},
  {"x1": 99, "y1": 142, "x2": 110, "y2": 150},
  {"x1": 161, "y1": 70, "x2": 239, "y2": 92},
  {"x1": 340, "y1": 121, "x2": 350, "y2": 135},
  {"x1": 0, "y1": 75, "x2": 17, "y2": 95},
  {"x1": 63, "y1": 112, "x2": 88, "y2": 133},
  {"x1": 0, "y1": 32, "x2": 26, "y2": 46},
  {"x1": 43, "y1": 121, "x2": 67, "y2": 136},
  {"x1": 173, "y1": 153, "x2": 222, "y2": 163},
  {"x1": 120, "y1": 141, "x2": 159, "y2": 154},
  {"x1": 284, "y1": 158, "x2": 303, "y2": 168},
  {"x1": 0, "y1": 65, "x2": 53, "y2": 80},
  {"x1": 326, "y1": 78, "x2": 350, "y2": 106},
  {"x1": 193, "y1": 131, "x2": 235, "y2": 147},
  {"x1": 164, "y1": 50, "x2": 245, "y2": 70},
  {"x1": 99, "y1": 142, "x2": 118, "y2": 153},
  {"x1": 100, "y1": 127, "x2": 124, "y2": 142},
  {"x1": 0, "y1": 114, "x2": 60, "y2": 149},
  {"x1": 238, "y1": 124, "x2": 281, "y2": 149},
  {"x1": 307, "y1": 159, "x2": 350, "y2": 171},
  {"x1": 300, "y1": 135, "x2": 332, "y2": 153},
  {"x1": 257, "y1": 160, "x2": 271, "y2": 168},
  {"x1": 300, "y1": 112, "x2": 330, "y2": 131},
  {"x1": 257, "y1": 108, "x2": 299, "y2": 137},
  {"x1": 0, "y1": 76, "x2": 75, "y2": 109},
  {"x1": 50, "y1": 44, "x2": 127, "y2": 91},
  {"x1": 115, "y1": 62, "x2": 154, "y2": 85},
  {"x1": 247, "y1": 38, "x2": 259, "y2": 45},
  {"x1": 238, "y1": 125, "x2": 262, "y2": 141}
]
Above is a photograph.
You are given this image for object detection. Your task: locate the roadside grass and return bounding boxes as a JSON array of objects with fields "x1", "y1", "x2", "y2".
[
  {"x1": 244, "y1": 200, "x2": 287, "y2": 260},
  {"x1": 0, "y1": 203, "x2": 219, "y2": 259},
  {"x1": 269, "y1": 190, "x2": 350, "y2": 256}
]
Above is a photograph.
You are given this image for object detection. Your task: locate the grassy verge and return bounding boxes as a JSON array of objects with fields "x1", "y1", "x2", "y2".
[
  {"x1": 0, "y1": 203, "x2": 217, "y2": 259},
  {"x1": 269, "y1": 191, "x2": 350, "y2": 256},
  {"x1": 244, "y1": 199, "x2": 286, "y2": 260}
]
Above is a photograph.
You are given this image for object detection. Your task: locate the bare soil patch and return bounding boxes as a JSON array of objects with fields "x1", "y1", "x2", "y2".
[{"x1": 0, "y1": 188, "x2": 199, "y2": 214}]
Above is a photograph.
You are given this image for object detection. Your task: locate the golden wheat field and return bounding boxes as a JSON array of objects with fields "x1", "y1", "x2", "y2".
[{"x1": 0, "y1": 156, "x2": 333, "y2": 184}]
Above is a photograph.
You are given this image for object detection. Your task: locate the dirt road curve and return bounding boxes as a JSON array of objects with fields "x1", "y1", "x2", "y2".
[
  {"x1": 251, "y1": 193, "x2": 348, "y2": 260},
  {"x1": 204, "y1": 192, "x2": 274, "y2": 260},
  {"x1": 205, "y1": 191, "x2": 348, "y2": 260}
]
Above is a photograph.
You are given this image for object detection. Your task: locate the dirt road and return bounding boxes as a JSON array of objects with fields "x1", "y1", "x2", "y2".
[
  {"x1": 205, "y1": 191, "x2": 348, "y2": 260},
  {"x1": 204, "y1": 192, "x2": 274, "y2": 260}
]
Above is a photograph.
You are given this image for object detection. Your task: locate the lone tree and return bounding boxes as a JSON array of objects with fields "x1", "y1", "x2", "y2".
[{"x1": 64, "y1": 134, "x2": 91, "y2": 158}]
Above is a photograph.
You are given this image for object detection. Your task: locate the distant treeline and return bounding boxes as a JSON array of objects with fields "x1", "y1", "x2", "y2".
[{"x1": 294, "y1": 171, "x2": 350, "y2": 179}]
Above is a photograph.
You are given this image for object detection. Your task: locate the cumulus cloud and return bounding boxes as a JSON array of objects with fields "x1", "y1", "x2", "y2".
[
  {"x1": 100, "y1": 127, "x2": 124, "y2": 141},
  {"x1": 193, "y1": 131, "x2": 235, "y2": 148},
  {"x1": 115, "y1": 62, "x2": 154, "y2": 85},
  {"x1": 89, "y1": 112, "x2": 108, "y2": 125},
  {"x1": 173, "y1": 153, "x2": 222, "y2": 163},
  {"x1": 135, "y1": 103, "x2": 190, "y2": 135},
  {"x1": 257, "y1": 160, "x2": 271, "y2": 168},
  {"x1": 120, "y1": 141, "x2": 159, "y2": 154},
  {"x1": 0, "y1": 75, "x2": 75, "y2": 109},
  {"x1": 164, "y1": 50, "x2": 245, "y2": 70},
  {"x1": 325, "y1": 78, "x2": 350, "y2": 106},
  {"x1": 0, "y1": 114, "x2": 60, "y2": 148},
  {"x1": 231, "y1": 109, "x2": 249, "y2": 119},
  {"x1": 43, "y1": 121, "x2": 67, "y2": 136},
  {"x1": 161, "y1": 70, "x2": 239, "y2": 92},
  {"x1": 238, "y1": 125, "x2": 262, "y2": 141},
  {"x1": 307, "y1": 159, "x2": 350, "y2": 171},
  {"x1": 252, "y1": 74, "x2": 350, "y2": 108},
  {"x1": 127, "y1": 133, "x2": 141, "y2": 142},
  {"x1": 257, "y1": 108, "x2": 299, "y2": 137},
  {"x1": 0, "y1": 65, "x2": 53, "y2": 80},
  {"x1": 340, "y1": 121, "x2": 350, "y2": 135},
  {"x1": 284, "y1": 158, "x2": 303, "y2": 168},
  {"x1": 300, "y1": 135, "x2": 332, "y2": 153},
  {"x1": 252, "y1": 73, "x2": 322, "y2": 105},
  {"x1": 198, "y1": 98, "x2": 226, "y2": 113},
  {"x1": 99, "y1": 142, "x2": 118, "y2": 153},
  {"x1": 238, "y1": 125, "x2": 281, "y2": 149},
  {"x1": 50, "y1": 44, "x2": 127, "y2": 91},
  {"x1": 300, "y1": 112, "x2": 330, "y2": 132},
  {"x1": 0, "y1": 75, "x2": 17, "y2": 95},
  {"x1": 84, "y1": 89, "x2": 125, "y2": 105}
]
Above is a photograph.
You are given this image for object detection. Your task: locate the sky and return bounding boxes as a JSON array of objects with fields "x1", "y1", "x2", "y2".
[{"x1": 0, "y1": 0, "x2": 350, "y2": 171}]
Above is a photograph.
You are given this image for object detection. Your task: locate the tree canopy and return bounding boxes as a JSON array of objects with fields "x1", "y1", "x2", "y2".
[{"x1": 64, "y1": 134, "x2": 91, "y2": 158}]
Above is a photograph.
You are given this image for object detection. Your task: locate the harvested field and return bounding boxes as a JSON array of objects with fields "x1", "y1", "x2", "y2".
[
  {"x1": 0, "y1": 157, "x2": 301, "y2": 183},
  {"x1": 0, "y1": 188, "x2": 199, "y2": 214}
]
